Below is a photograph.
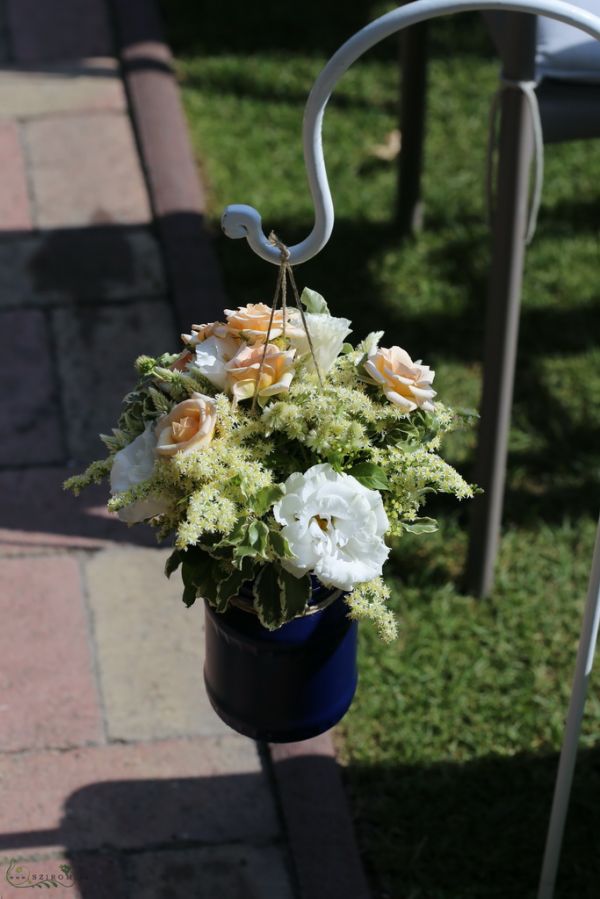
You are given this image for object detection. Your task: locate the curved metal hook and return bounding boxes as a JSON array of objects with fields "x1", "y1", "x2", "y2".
[{"x1": 221, "y1": 0, "x2": 600, "y2": 265}]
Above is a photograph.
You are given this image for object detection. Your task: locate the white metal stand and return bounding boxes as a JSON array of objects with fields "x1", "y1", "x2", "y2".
[
  {"x1": 221, "y1": 3, "x2": 600, "y2": 894},
  {"x1": 537, "y1": 515, "x2": 600, "y2": 898}
]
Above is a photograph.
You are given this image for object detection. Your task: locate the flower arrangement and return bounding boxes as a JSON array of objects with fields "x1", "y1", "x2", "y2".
[{"x1": 65, "y1": 286, "x2": 473, "y2": 642}]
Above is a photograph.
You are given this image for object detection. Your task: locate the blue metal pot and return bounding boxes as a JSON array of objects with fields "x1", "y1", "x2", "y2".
[{"x1": 203, "y1": 579, "x2": 358, "y2": 742}]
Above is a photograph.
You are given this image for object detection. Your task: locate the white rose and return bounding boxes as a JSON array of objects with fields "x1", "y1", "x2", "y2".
[
  {"x1": 110, "y1": 425, "x2": 168, "y2": 524},
  {"x1": 191, "y1": 334, "x2": 241, "y2": 390},
  {"x1": 273, "y1": 463, "x2": 389, "y2": 591},
  {"x1": 288, "y1": 312, "x2": 352, "y2": 375}
]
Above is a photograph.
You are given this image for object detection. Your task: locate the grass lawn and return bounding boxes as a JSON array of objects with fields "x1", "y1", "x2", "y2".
[{"x1": 162, "y1": 3, "x2": 600, "y2": 895}]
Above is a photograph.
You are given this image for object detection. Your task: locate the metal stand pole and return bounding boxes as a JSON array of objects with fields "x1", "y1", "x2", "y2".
[
  {"x1": 396, "y1": 23, "x2": 429, "y2": 235},
  {"x1": 537, "y1": 515, "x2": 600, "y2": 899},
  {"x1": 464, "y1": 15, "x2": 536, "y2": 597},
  {"x1": 464, "y1": 88, "x2": 532, "y2": 596}
]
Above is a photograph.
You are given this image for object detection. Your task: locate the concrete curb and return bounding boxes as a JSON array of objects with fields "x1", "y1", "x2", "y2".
[
  {"x1": 270, "y1": 734, "x2": 372, "y2": 899},
  {"x1": 110, "y1": 3, "x2": 372, "y2": 897},
  {"x1": 110, "y1": 0, "x2": 227, "y2": 330}
]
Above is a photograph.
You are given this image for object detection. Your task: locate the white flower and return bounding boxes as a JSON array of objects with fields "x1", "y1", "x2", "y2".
[
  {"x1": 273, "y1": 463, "x2": 389, "y2": 591},
  {"x1": 110, "y1": 425, "x2": 168, "y2": 524},
  {"x1": 288, "y1": 312, "x2": 352, "y2": 375},
  {"x1": 191, "y1": 334, "x2": 241, "y2": 390}
]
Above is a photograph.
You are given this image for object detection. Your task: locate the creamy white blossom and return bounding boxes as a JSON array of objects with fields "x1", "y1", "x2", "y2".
[
  {"x1": 191, "y1": 334, "x2": 240, "y2": 390},
  {"x1": 273, "y1": 463, "x2": 389, "y2": 591},
  {"x1": 110, "y1": 425, "x2": 168, "y2": 523},
  {"x1": 289, "y1": 312, "x2": 352, "y2": 375}
]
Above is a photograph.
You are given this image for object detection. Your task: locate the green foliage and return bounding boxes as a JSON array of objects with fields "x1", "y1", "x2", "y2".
[
  {"x1": 400, "y1": 516, "x2": 438, "y2": 535},
  {"x1": 301, "y1": 286, "x2": 330, "y2": 315},
  {"x1": 63, "y1": 458, "x2": 112, "y2": 494},
  {"x1": 247, "y1": 483, "x2": 285, "y2": 517},
  {"x1": 348, "y1": 461, "x2": 390, "y2": 491},
  {"x1": 252, "y1": 562, "x2": 311, "y2": 629}
]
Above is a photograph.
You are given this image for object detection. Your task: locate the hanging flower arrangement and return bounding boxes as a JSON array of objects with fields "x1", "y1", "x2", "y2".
[
  {"x1": 66, "y1": 257, "x2": 475, "y2": 742},
  {"x1": 65, "y1": 284, "x2": 473, "y2": 645}
]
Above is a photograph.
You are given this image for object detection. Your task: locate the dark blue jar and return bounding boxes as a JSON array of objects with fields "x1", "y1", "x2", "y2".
[{"x1": 203, "y1": 578, "x2": 358, "y2": 742}]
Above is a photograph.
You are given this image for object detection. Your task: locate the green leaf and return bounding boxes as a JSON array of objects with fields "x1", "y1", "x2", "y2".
[
  {"x1": 348, "y1": 462, "x2": 390, "y2": 491},
  {"x1": 278, "y1": 568, "x2": 311, "y2": 620},
  {"x1": 402, "y1": 517, "x2": 438, "y2": 535},
  {"x1": 356, "y1": 330, "x2": 384, "y2": 355},
  {"x1": 300, "y1": 287, "x2": 330, "y2": 315},
  {"x1": 341, "y1": 342, "x2": 354, "y2": 355},
  {"x1": 165, "y1": 549, "x2": 182, "y2": 578},
  {"x1": 456, "y1": 406, "x2": 480, "y2": 420},
  {"x1": 253, "y1": 563, "x2": 285, "y2": 629},
  {"x1": 181, "y1": 549, "x2": 226, "y2": 605},
  {"x1": 182, "y1": 582, "x2": 197, "y2": 608},
  {"x1": 226, "y1": 517, "x2": 250, "y2": 545},
  {"x1": 234, "y1": 520, "x2": 270, "y2": 562},
  {"x1": 214, "y1": 568, "x2": 246, "y2": 612},
  {"x1": 269, "y1": 529, "x2": 295, "y2": 560},
  {"x1": 148, "y1": 385, "x2": 172, "y2": 414},
  {"x1": 248, "y1": 484, "x2": 284, "y2": 517}
]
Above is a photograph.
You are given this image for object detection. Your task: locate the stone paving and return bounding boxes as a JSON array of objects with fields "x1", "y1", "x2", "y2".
[{"x1": 0, "y1": 1, "x2": 296, "y2": 896}]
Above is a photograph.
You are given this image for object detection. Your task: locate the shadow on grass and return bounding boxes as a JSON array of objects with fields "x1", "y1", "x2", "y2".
[
  {"x1": 162, "y1": 1, "x2": 492, "y2": 60},
  {"x1": 178, "y1": 68, "x2": 400, "y2": 114},
  {"x1": 344, "y1": 746, "x2": 600, "y2": 899}
]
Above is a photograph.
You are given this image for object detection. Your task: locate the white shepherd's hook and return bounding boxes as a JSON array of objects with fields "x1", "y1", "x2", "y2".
[
  {"x1": 222, "y1": 0, "x2": 600, "y2": 266},
  {"x1": 222, "y1": 2, "x2": 600, "y2": 898}
]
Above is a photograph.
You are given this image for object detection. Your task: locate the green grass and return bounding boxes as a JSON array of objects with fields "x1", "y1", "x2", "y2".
[{"x1": 162, "y1": 3, "x2": 600, "y2": 895}]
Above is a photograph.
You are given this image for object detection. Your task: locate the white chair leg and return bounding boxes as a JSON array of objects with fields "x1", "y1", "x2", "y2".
[{"x1": 537, "y1": 514, "x2": 600, "y2": 899}]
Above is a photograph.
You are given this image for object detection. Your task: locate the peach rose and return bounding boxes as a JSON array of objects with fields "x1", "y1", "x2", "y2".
[
  {"x1": 180, "y1": 321, "x2": 229, "y2": 347},
  {"x1": 225, "y1": 343, "x2": 296, "y2": 403},
  {"x1": 364, "y1": 346, "x2": 436, "y2": 413},
  {"x1": 155, "y1": 393, "x2": 217, "y2": 456},
  {"x1": 224, "y1": 303, "x2": 293, "y2": 343}
]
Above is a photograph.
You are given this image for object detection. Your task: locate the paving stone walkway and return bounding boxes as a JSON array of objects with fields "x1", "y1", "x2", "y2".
[{"x1": 0, "y1": 1, "x2": 296, "y2": 896}]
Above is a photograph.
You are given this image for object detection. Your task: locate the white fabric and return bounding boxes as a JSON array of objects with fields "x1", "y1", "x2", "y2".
[{"x1": 536, "y1": 0, "x2": 600, "y2": 82}]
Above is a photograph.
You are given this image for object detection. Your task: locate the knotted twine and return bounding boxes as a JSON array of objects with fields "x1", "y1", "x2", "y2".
[
  {"x1": 485, "y1": 78, "x2": 544, "y2": 246},
  {"x1": 251, "y1": 232, "x2": 323, "y2": 412}
]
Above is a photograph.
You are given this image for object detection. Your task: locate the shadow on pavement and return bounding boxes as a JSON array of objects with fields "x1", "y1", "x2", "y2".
[
  {"x1": 344, "y1": 745, "x2": 600, "y2": 899},
  {"x1": 0, "y1": 767, "x2": 292, "y2": 898}
]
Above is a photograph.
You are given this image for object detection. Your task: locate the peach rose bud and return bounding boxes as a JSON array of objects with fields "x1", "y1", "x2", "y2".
[
  {"x1": 155, "y1": 393, "x2": 217, "y2": 456},
  {"x1": 225, "y1": 343, "x2": 296, "y2": 403},
  {"x1": 180, "y1": 321, "x2": 228, "y2": 347},
  {"x1": 224, "y1": 303, "x2": 291, "y2": 343},
  {"x1": 364, "y1": 345, "x2": 436, "y2": 413}
]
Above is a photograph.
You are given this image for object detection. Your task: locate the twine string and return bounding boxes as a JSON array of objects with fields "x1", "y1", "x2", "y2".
[
  {"x1": 485, "y1": 78, "x2": 544, "y2": 246},
  {"x1": 251, "y1": 233, "x2": 323, "y2": 412},
  {"x1": 251, "y1": 258, "x2": 285, "y2": 413},
  {"x1": 285, "y1": 262, "x2": 324, "y2": 386}
]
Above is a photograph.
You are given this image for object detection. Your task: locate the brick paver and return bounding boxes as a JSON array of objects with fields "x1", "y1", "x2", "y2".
[
  {"x1": 6, "y1": 0, "x2": 113, "y2": 63},
  {"x1": 0, "y1": 2, "x2": 300, "y2": 897},
  {"x1": 0, "y1": 737, "x2": 279, "y2": 854},
  {"x1": 0, "y1": 556, "x2": 103, "y2": 751},
  {"x1": 127, "y1": 845, "x2": 295, "y2": 899},
  {"x1": 25, "y1": 113, "x2": 152, "y2": 228},
  {"x1": 0, "y1": 59, "x2": 126, "y2": 118},
  {"x1": 0, "y1": 121, "x2": 31, "y2": 230},
  {"x1": 52, "y1": 299, "x2": 177, "y2": 461},
  {"x1": 0, "y1": 227, "x2": 166, "y2": 308},
  {"x1": 0, "y1": 467, "x2": 160, "y2": 555},
  {"x1": 85, "y1": 547, "x2": 231, "y2": 741},
  {"x1": 0, "y1": 309, "x2": 63, "y2": 465}
]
